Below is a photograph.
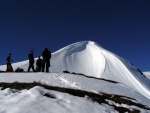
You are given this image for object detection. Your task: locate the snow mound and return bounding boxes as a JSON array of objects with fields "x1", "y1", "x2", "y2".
[
  {"x1": 50, "y1": 41, "x2": 150, "y2": 99},
  {"x1": 0, "y1": 41, "x2": 150, "y2": 99},
  {"x1": 51, "y1": 41, "x2": 106, "y2": 78}
]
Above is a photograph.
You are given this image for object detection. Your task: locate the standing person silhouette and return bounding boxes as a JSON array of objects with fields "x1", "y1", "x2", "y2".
[
  {"x1": 42, "y1": 48, "x2": 51, "y2": 72},
  {"x1": 6, "y1": 53, "x2": 13, "y2": 72},
  {"x1": 27, "y1": 51, "x2": 35, "y2": 72}
]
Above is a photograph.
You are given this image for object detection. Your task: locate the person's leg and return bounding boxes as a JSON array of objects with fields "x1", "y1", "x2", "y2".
[
  {"x1": 31, "y1": 63, "x2": 35, "y2": 72},
  {"x1": 42, "y1": 66, "x2": 44, "y2": 72},
  {"x1": 28, "y1": 64, "x2": 31, "y2": 72},
  {"x1": 10, "y1": 64, "x2": 13, "y2": 72},
  {"x1": 6, "y1": 64, "x2": 9, "y2": 71},
  {"x1": 46, "y1": 61, "x2": 49, "y2": 72},
  {"x1": 6, "y1": 63, "x2": 11, "y2": 71},
  {"x1": 39, "y1": 66, "x2": 41, "y2": 72},
  {"x1": 42, "y1": 60, "x2": 45, "y2": 72}
]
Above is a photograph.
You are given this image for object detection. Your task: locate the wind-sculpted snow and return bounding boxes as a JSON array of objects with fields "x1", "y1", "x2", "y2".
[
  {"x1": 0, "y1": 41, "x2": 150, "y2": 100},
  {"x1": 50, "y1": 41, "x2": 150, "y2": 99},
  {"x1": 51, "y1": 41, "x2": 106, "y2": 78}
]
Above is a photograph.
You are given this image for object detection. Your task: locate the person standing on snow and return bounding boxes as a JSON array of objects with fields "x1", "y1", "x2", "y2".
[
  {"x1": 27, "y1": 51, "x2": 35, "y2": 72},
  {"x1": 42, "y1": 48, "x2": 51, "y2": 72},
  {"x1": 6, "y1": 53, "x2": 13, "y2": 72}
]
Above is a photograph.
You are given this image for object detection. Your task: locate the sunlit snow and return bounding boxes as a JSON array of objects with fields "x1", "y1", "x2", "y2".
[{"x1": 0, "y1": 41, "x2": 150, "y2": 113}]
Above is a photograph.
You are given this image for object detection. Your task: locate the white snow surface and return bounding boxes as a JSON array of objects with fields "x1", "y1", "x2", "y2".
[
  {"x1": 144, "y1": 72, "x2": 150, "y2": 79},
  {"x1": 1, "y1": 85, "x2": 119, "y2": 113},
  {"x1": 0, "y1": 86, "x2": 116, "y2": 113},
  {"x1": 0, "y1": 73, "x2": 150, "y2": 113},
  {"x1": 0, "y1": 41, "x2": 150, "y2": 112}
]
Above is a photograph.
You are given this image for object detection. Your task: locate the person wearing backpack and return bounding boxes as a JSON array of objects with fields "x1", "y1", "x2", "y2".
[
  {"x1": 42, "y1": 48, "x2": 51, "y2": 72},
  {"x1": 27, "y1": 51, "x2": 35, "y2": 72}
]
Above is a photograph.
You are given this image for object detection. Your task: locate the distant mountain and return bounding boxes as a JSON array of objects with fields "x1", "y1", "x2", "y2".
[{"x1": 1, "y1": 41, "x2": 150, "y2": 99}]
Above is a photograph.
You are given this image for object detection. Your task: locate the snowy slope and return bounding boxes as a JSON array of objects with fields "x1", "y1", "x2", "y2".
[
  {"x1": 144, "y1": 72, "x2": 150, "y2": 79},
  {"x1": 0, "y1": 73, "x2": 150, "y2": 106},
  {"x1": 0, "y1": 73, "x2": 150, "y2": 113},
  {"x1": 1, "y1": 86, "x2": 117, "y2": 113},
  {"x1": 0, "y1": 41, "x2": 150, "y2": 100}
]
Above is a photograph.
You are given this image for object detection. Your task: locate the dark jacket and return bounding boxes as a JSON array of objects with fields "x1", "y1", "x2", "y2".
[
  {"x1": 7, "y1": 55, "x2": 13, "y2": 64},
  {"x1": 7, "y1": 56, "x2": 11, "y2": 63},
  {"x1": 36, "y1": 58, "x2": 42, "y2": 66},
  {"x1": 42, "y1": 49, "x2": 51, "y2": 60},
  {"x1": 28, "y1": 53, "x2": 34, "y2": 63}
]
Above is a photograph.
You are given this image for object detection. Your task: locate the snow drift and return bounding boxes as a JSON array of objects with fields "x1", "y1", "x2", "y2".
[{"x1": 1, "y1": 41, "x2": 150, "y2": 99}]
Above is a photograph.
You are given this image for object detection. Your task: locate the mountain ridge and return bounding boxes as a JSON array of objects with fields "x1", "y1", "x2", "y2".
[{"x1": 0, "y1": 41, "x2": 150, "y2": 99}]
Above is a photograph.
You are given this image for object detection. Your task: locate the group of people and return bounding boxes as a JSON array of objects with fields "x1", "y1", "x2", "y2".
[{"x1": 6, "y1": 48, "x2": 51, "y2": 73}]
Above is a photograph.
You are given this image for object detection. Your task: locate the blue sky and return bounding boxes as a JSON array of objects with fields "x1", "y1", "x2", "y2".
[{"x1": 0, "y1": 0, "x2": 150, "y2": 71}]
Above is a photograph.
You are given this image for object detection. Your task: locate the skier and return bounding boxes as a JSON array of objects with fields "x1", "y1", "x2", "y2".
[
  {"x1": 36, "y1": 56, "x2": 42, "y2": 72},
  {"x1": 6, "y1": 53, "x2": 13, "y2": 72},
  {"x1": 27, "y1": 51, "x2": 35, "y2": 72},
  {"x1": 42, "y1": 48, "x2": 51, "y2": 72}
]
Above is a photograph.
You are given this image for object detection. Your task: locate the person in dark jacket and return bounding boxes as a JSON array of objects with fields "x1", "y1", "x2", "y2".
[
  {"x1": 42, "y1": 48, "x2": 51, "y2": 72},
  {"x1": 36, "y1": 56, "x2": 42, "y2": 72},
  {"x1": 6, "y1": 53, "x2": 13, "y2": 72},
  {"x1": 27, "y1": 51, "x2": 35, "y2": 72}
]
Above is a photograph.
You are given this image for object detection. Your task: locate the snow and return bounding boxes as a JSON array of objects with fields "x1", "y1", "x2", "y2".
[
  {"x1": 0, "y1": 41, "x2": 150, "y2": 112},
  {"x1": 144, "y1": 72, "x2": 150, "y2": 80},
  {"x1": 0, "y1": 73, "x2": 150, "y2": 105},
  {"x1": 0, "y1": 73, "x2": 150, "y2": 113},
  {"x1": 0, "y1": 86, "x2": 117, "y2": 113}
]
